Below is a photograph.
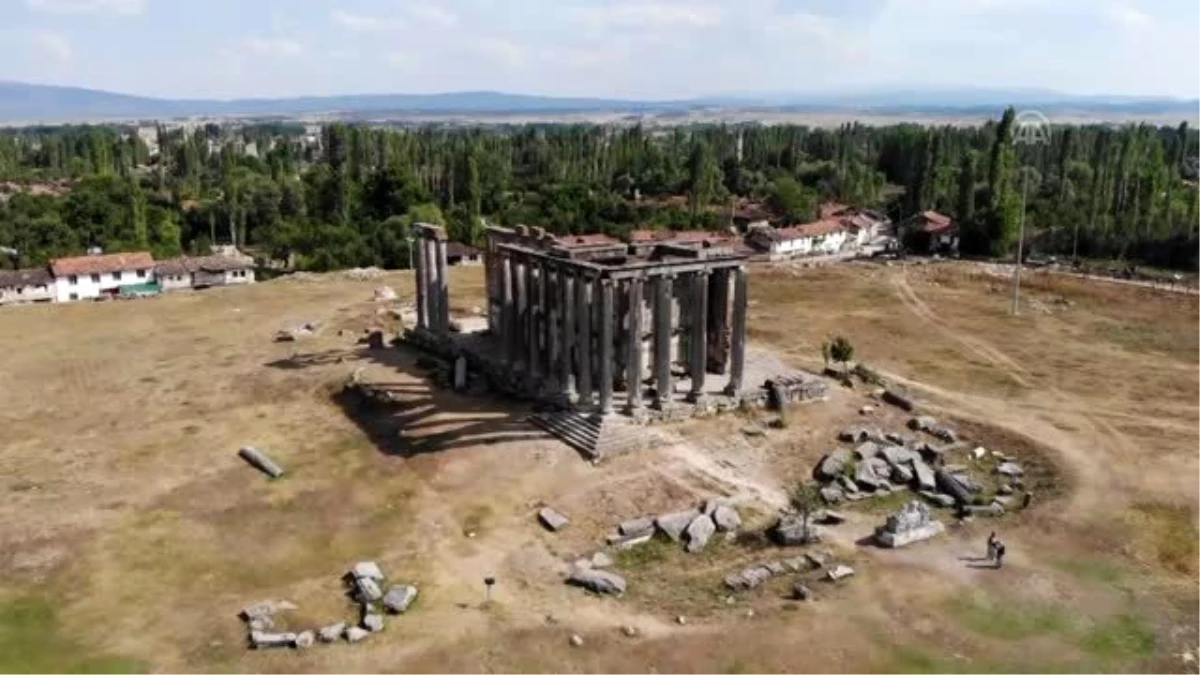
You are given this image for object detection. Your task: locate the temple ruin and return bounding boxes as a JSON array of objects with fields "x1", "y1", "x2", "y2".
[{"x1": 404, "y1": 222, "x2": 826, "y2": 456}]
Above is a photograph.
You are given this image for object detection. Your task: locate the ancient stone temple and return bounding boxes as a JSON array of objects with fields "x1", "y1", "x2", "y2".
[{"x1": 478, "y1": 224, "x2": 749, "y2": 414}]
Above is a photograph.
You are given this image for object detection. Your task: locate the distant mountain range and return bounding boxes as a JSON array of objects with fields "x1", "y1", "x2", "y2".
[{"x1": 0, "y1": 81, "x2": 1196, "y2": 124}]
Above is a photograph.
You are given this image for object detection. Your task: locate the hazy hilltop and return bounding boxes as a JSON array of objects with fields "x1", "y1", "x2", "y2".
[{"x1": 1, "y1": 81, "x2": 1196, "y2": 124}]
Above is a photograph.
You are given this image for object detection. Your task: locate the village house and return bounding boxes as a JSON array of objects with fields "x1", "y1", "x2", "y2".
[
  {"x1": 154, "y1": 255, "x2": 256, "y2": 292},
  {"x1": 50, "y1": 251, "x2": 157, "y2": 302},
  {"x1": 900, "y1": 211, "x2": 958, "y2": 254},
  {"x1": 748, "y1": 218, "x2": 850, "y2": 260},
  {"x1": 445, "y1": 242, "x2": 483, "y2": 266},
  {"x1": 0, "y1": 268, "x2": 55, "y2": 305}
]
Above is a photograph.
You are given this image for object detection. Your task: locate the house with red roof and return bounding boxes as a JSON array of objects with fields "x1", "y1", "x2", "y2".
[
  {"x1": 900, "y1": 210, "x2": 958, "y2": 254},
  {"x1": 50, "y1": 251, "x2": 156, "y2": 302},
  {"x1": 747, "y1": 217, "x2": 851, "y2": 260}
]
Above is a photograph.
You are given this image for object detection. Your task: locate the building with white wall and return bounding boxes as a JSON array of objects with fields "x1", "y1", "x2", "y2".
[
  {"x1": 748, "y1": 218, "x2": 850, "y2": 260},
  {"x1": 154, "y1": 255, "x2": 256, "y2": 292},
  {"x1": 50, "y1": 252, "x2": 156, "y2": 302},
  {"x1": 0, "y1": 268, "x2": 55, "y2": 305}
]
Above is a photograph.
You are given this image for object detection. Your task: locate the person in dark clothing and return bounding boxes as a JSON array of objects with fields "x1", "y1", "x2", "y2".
[
  {"x1": 994, "y1": 540, "x2": 1007, "y2": 568},
  {"x1": 986, "y1": 531, "x2": 998, "y2": 561}
]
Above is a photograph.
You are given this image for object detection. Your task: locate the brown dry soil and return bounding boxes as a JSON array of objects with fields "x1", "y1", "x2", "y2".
[{"x1": 0, "y1": 261, "x2": 1195, "y2": 673}]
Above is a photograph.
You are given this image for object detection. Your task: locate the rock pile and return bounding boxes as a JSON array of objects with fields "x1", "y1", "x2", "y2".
[
  {"x1": 873, "y1": 500, "x2": 945, "y2": 547},
  {"x1": 603, "y1": 498, "x2": 741, "y2": 555},
  {"x1": 274, "y1": 321, "x2": 319, "y2": 342},
  {"x1": 724, "y1": 551, "x2": 833, "y2": 591},
  {"x1": 240, "y1": 560, "x2": 418, "y2": 650}
]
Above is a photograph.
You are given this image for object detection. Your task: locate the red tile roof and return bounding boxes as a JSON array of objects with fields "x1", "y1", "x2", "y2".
[
  {"x1": 155, "y1": 255, "x2": 254, "y2": 275},
  {"x1": 630, "y1": 229, "x2": 733, "y2": 245},
  {"x1": 917, "y1": 211, "x2": 954, "y2": 234},
  {"x1": 51, "y1": 251, "x2": 154, "y2": 277},
  {"x1": 776, "y1": 218, "x2": 847, "y2": 240}
]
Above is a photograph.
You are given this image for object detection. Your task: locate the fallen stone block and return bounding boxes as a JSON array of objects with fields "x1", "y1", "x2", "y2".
[
  {"x1": 996, "y1": 462, "x2": 1024, "y2": 477},
  {"x1": 880, "y1": 445, "x2": 915, "y2": 467},
  {"x1": 882, "y1": 389, "x2": 915, "y2": 411},
  {"x1": 931, "y1": 426, "x2": 958, "y2": 442},
  {"x1": 318, "y1": 623, "x2": 346, "y2": 643},
  {"x1": 874, "y1": 500, "x2": 945, "y2": 548},
  {"x1": 908, "y1": 416, "x2": 937, "y2": 432},
  {"x1": 838, "y1": 475, "x2": 859, "y2": 494},
  {"x1": 972, "y1": 446, "x2": 987, "y2": 460},
  {"x1": 769, "y1": 516, "x2": 825, "y2": 546},
  {"x1": 855, "y1": 461, "x2": 884, "y2": 490},
  {"x1": 294, "y1": 631, "x2": 315, "y2": 649},
  {"x1": 607, "y1": 531, "x2": 653, "y2": 550},
  {"x1": 966, "y1": 503, "x2": 1006, "y2": 518},
  {"x1": 815, "y1": 447, "x2": 853, "y2": 481},
  {"x1": 655, "y1": 509, "x2": 701, "y2": 543},
  {"x1": 248, "y1": 616, "x2": 274, "y2": 632},
  {"x1": 712, "y1": 505, "x2": 742, "y2": 532},
  {"x1": 250, "y1": 631, "x2": 297, "y2": 649},
  {"x1": 820, "y1": 486, "x2": 844, "y2": 504},
  {"x1": 827, "y1": 565, "x2": 855, "y2": 581},
  {"x1": 567, "y1": 568, "x2": 627, "y2": 596},
  {"x1": 854, "y1": 441, "x2": 881, "y2": 460},
  {"x1": 815, "y1": 509, "x2": 846, "y2": 525},
  {"x1": 804, "y1": 550, "x2": 832, "y2": 569},
  {"x1": 352, "y1": 561, "x2": 384, "y2": 581},
  {"x1": 919, "y1": 490, "x2": 956, "y2": 508},
  {"x1": 362, "y1": 613, "x2": 385, "y2": 632},
  {"x1": 703, "y1": 497, "x2": 733, "y2": 515},
  {"x1": 911, "y1": 459, "x2": 936, "y2": 491},
  {"x1": 355, "y1": 576, "x2": 383, "y2": 603},
  {"x1": 782, "y1": 556, "x2": 807, "y2": 572},
  {"x1": 345, "y1": 626, "x2": 369, "y2": 643},
  {"x1": 890, "y1": 464, "x2": 914, "y2": 484},
  {"x1": 538, "y1": 507, "x2": 570, "y2": 532},
  {"x1": 238, "y1": 446, "x2": 285, "y2": 479},
  {"x1": 591, "y1": 551, "x2": 614, "y2": 568},
  {"x1": 382, "y1": 585, "x2": 418, "y2": 614},
  {"x1": 997, "y1": 484, "x2": 1014, "y2": 495},
  {"x1": 885, "y1": 432, "x2": 908, "y2": 445},
  {"x1": 792, "y1": 582, "x2": 813, "y2": 601},
  {"x1": 765, "y1": 560, "x2": 787, "y2": 575},
  {"x1": 684, "y1": 514, "x2": 717, "y2": 553},
  {"x1": 618, "y1": 516, "x2": 655, "y2": 537}
]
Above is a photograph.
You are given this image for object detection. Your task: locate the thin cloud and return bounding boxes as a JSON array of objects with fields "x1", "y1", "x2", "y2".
[
  {"x1": 240, "y1": 36, "x2": 303, "y2": 58},
  {"x1": 573, "y1": 1, "x2": 723, "y2": 30},
  {"x1": 25, "y1": 0, "x2": 145, "y2": 13},
  {"x1": 28, "y1": 29, "x2": 72, "y2": 63},
  {"x1": 331, "y1": 9, "x2": 402, "y2": 32},
  {"x1": 407, "y1": 4, "x2": 458, "y2": 26}
]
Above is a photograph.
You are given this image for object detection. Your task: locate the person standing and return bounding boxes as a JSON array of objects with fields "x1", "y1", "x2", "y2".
[
  {"x1": 986, "y1": 531, "x2": 998, "y2": 561},
  {"x1": 994, "y1": 539, "x2": 1007, "y2": 569}
]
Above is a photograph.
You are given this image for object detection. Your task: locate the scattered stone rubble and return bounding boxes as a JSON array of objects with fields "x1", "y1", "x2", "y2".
[
  {"x1": 275, "y1": 321, "x2": 319, "y2": 342},
  {"x1": 724, "y1": 550, "x2": 834, "y2": 591},
  {"x1": 240, "y1": 560, "x2": 418, "y2": 651},
  {"x1": 813, "y1": 417, "x2": 1027, "y2": 515}
]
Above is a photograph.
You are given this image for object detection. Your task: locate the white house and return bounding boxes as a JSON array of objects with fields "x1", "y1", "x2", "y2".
[
  {"x1": 50, "y1": 252, "x2": 156, "y2": 302},
  {"x1": 0, "y1": 267, "x2": 55, "y2": 305},
  {"x1": 154, "y1": 255, "x2": 256, "y2": 291},
  {"x1": 749, "y1": 219, "x2": 849, "y2": 260}
]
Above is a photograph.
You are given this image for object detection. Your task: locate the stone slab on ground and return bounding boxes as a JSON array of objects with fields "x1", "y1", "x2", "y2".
[
  {"x1": 712, "y1": 505, "x2": 742, "y2": 531},
  {"x1": 538, "y1": 507, "x2": 571, "y2": 532},
  {"x1": 382, "y1": 585, "x2": 418, "y2": 614},
  {"x1": 617, "y1": 516, "x2": 655, "y2": 537},
  {"x1": 684, "y1": 513, "x2": 717, "y2": 553},
  {"x1": 656, "y1": 509, "x2": 701, "y2": 542},
  {"x1": 567, "y1": 568, "x2": 627, "y2": 596},
  {"x1": 318, "y1": 623, "x2": 346, "y2": 642},
  {"x1": 352, "y1": 561, "x2": 384, "y2": 581}
]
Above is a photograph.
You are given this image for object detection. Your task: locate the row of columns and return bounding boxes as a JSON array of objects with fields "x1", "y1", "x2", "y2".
[
  {"x1": 491, "y1": 253, "x2": 748, "y2": 414},
  {"x1": 414, "y1": 234, "x2": 450, "y2": 334}
]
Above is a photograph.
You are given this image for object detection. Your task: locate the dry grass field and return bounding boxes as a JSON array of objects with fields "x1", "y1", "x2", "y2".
[{"x1": 0, "y1": 261, "x2": 1195, "y2": 673}]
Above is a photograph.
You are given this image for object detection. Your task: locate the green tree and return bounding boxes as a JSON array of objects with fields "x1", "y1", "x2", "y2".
[{"x1": 828, "y1": 335, "x2": 854, "y2": 374}]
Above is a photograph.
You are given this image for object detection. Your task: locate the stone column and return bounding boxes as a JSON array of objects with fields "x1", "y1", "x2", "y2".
[
  {"x1": 525, "y1": 260, "x2": 539, "y2": 387},
  {"x1": 559, "y1": 271, "x2": 576, "y2": 400},
  {"x1": 654, "y1": 274, "x2": 673, "y2": 409},
  {"x1": 707, "y1": 268, "x2": 730, "y2": 374},
  {"x1": 724, "y1": 265, "x2": 748, "y2": 396},
  {"x1": 513, "y1": 259, "x2": 527, "y2": 372},
  {"x1": 688, "y1": 271, "x2": 709, "y2": 401},
  {"x1": 576, "y1": 275, "x2": 593, "y2": 406},
  {"x1": 598, "y1": 278, "x2": 614, "y2": 414},
  {"x1": 625, "y1": 278, "x2": 644, "y2": 413},
  {"x1": 414, "y1": 235, "x2": 428, "y2": 330},
  {"x1": 500, "y1": 255, "x2": 515, "y2": 363},
  {"x1": 436, "y1": 239, "x2": 450, "y2": 333},
  {"x1": 546, "y1": 266, "x2": 559, "y2": 384},
  {"x1": 424, "y1": 239, "x2": 439, "y2": 333}
]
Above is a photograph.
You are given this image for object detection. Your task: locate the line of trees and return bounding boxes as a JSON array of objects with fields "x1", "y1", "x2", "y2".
[{"x1": 0, "y1": 109, "x2": 1195, "y2": 271}]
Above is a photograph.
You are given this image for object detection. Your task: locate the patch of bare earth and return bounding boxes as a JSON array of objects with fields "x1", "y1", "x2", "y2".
[{"x1": 0, "y1": 261, "x2": 1194, "y2": 672}]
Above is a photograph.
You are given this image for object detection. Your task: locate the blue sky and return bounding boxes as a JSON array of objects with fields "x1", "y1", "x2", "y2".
[{"x1": 1, "y1": 0, "x2": 1197, "y2": 99}]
